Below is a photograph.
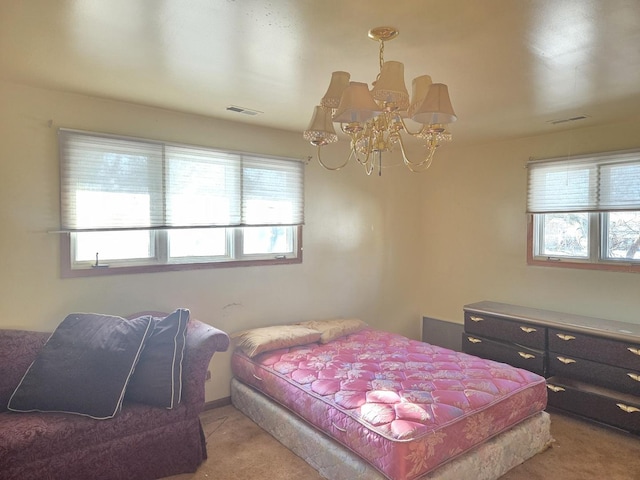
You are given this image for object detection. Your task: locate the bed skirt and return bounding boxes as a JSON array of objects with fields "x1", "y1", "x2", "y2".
[{"x1": 231, "y1": 378, "x2": 553, "y2": 480}]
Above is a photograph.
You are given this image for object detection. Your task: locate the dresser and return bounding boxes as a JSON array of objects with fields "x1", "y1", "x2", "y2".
[{"x1": 462, "y1": 301, "x2": 640, "y2": 434}]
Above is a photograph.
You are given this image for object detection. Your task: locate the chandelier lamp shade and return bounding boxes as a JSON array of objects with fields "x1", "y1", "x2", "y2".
[{"x1": 303, "y1": 26, "x2": 457, "y2": 175}]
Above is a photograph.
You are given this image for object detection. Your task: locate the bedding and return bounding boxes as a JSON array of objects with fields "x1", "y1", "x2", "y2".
[
  {"x1": 296, "y1": 318, "x2": 368, "y2": 343},
  {"x1": 233, "y1": 324, "x2": 322, "y2": 357},
  {"x1": 231, "y1": 326, "x2": 549, "y2": 480}
]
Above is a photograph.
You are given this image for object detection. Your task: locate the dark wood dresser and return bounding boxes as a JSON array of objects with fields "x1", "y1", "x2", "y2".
[{"x1": 462, "y1": 301, "x2": 640, "y2": 434}]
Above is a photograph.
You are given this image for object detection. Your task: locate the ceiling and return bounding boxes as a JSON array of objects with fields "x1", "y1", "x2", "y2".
[{"x1": 2, "y1": 0, "x2": 640, "y2": 147}]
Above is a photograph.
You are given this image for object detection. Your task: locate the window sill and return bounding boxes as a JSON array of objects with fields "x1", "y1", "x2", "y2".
[
  {"x1": 527, "y1": 256, "x2": 640, "y2": 274},
  {"x1": 61, "y1": 256, "x2": 302, "y2": 278}
]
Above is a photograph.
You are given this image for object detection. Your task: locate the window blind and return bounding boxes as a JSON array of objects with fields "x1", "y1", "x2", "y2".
[
  {"x1": 526, "y1": 149, "x2": 640, "y2": 213},
  {"x1": 59, "y1": 129, "x2": 304, "y2": 231}
]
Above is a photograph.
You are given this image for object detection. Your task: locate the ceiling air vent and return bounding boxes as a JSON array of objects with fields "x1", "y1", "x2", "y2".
[
  {"x1": 547, "y1": 115, "x2": 589, "y2": 125},
  {"x1": 226, "y1": 105, "x2": 262, "y2": 116}
]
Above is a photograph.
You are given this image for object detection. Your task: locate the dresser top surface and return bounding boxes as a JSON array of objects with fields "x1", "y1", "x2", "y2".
[{"x1": 464, "y1": 301, "x2": 640, "y2": 343}]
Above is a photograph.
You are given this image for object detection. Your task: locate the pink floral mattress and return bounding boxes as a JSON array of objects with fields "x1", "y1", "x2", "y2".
[{"x1": 231, "y1": 328, "x2": 547, "y2": 480}]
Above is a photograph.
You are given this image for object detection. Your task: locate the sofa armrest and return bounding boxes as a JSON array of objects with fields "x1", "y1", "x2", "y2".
[
  {"x1": 126, "y1": 311, "x2": 230, "y2": 412},
  {"x1": 0, "y1": 329, "x2": 50, "y2": 411},
  {"x1": 181, "y1": 319, "x2": 230, "y2": 412}
]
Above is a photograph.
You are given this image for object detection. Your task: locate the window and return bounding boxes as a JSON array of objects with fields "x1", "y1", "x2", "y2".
[
  {"x1": 527, "y1": 149, "x2": 640, "y2": 272},
  {"x1": 59, "y1": 129, "x2": 304, "y2": 277}
]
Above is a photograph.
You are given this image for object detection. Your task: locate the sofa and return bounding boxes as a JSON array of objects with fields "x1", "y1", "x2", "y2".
[{"x1": 0, "y1": 311, "x2": 230, "y2": 480}]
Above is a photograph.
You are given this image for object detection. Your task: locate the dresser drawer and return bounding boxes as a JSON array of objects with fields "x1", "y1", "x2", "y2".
[
  {"x1": 546, "y1": 377, "x2": 640, "y2": 434},
  {"x1": 464, "y1": 312, "x2": 546, "y2": 349},
  {"x1": 462, "y1": 333, "x2": 545, "y2": 376},
  {"x1": 548, "y1": 353, "x2": 640, "y2": 395},
  {"x1": 549, "y1": 328, "x2": 640, "y2": 371}
]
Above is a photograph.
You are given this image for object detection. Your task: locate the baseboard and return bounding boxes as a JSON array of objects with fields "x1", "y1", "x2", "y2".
[{"x1": 204, "y1": 396, "x2": 232, "y2": 410}]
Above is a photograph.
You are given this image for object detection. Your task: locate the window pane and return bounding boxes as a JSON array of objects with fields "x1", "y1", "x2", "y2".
[
  {"x1": 527, "y1": 161, "x2": 596, "y2": 212},
  {"x1": 165, "y1": 147, "x2": 240, "y2": 226},
  {"x1": 603, "y1": 211, "x2": 640, "y2": 260},
  {"x1": 539, "y1": 213, "x2": 589, "y2": 258},
  {"x1": 244, "y1": 198, "x2": 293, "y2": 225},
  {"x1": 600, "y1": 161, "x2": 640, "y2": 210},
  {"x1": 75, "y1": 231, "x2": 153, "y2": 262},
  {"x1": 60, "y1": 131, "x2": 163, "y2": 230},
  {"x1": 76, "y1": 191, "x2": 150, "y2": 229},
  {"x1": 242, "y1": 156, "x2": 304, "y2": 225},
  {"x1": 243, "y1": 226, "x2": 293, "y2": 255},
  {"x1": 168, "y1": 228, "x2": 227, "y2": 258}
]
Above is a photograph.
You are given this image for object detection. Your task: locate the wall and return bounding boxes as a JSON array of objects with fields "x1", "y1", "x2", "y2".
[
  {"x1": 7, "y1": 79, "x2": 637, "y2": 403},
  {"x1": 0, "y1": 80, "x2": 425, "y2": 401},
  {"x1": 419, "y1": 117, "x2": 640, "y2": 326}
]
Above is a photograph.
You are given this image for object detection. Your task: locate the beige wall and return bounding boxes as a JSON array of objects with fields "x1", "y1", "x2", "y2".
[
  {"x1": 0, "y1": 80, "x2": 424, "y2": 401},
  {"x1": 419, "y1": 117, "x2": 640, "y2": 326},
  {"x1": 3, "y1": 79, "x2": 640, "y2": 402}
]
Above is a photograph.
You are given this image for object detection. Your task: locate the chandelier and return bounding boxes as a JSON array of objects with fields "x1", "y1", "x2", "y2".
[{"x1": 303, "y1": 26, "x2": 457, "y2": 175}]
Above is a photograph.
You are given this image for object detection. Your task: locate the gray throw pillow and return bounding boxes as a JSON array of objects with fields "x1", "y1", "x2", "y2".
[
  {"x1": 8, "y1": 313, "x2": 153, "y2": 419},
  {"x1": 125, "y1": 308, "x2": 190, "y2": 408}
]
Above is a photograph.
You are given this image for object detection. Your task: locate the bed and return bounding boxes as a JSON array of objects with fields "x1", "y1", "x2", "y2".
[{"x1": 230, "y1": 320, "x2": 552, "y2": 480}]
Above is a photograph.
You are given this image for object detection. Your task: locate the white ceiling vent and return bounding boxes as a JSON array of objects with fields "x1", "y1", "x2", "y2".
[{"x1": 226, "y1": 105, "x2": 262, "y2": 116}]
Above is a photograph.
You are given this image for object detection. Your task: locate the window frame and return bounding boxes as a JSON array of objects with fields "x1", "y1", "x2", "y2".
[
  {"x1": 58, "y1": 129, "x2": 304, "y2": 277},
  {"x1": 527, "y1": 212, "x2": 640, "y2": 273},
  {"x1": 61, "y1": 226, "x2": 303, "y2": 278},
  {"x1": 527, "y1": 215, "x2": 640, "y2": 273}
]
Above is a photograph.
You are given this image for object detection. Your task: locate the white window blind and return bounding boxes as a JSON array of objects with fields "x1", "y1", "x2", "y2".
[
  {"x1": 527, "y1": 149, "x2": 640, "y2": 213},
  {"x1": 59, "y1": 129, "x2": 304, "y2": 231}
]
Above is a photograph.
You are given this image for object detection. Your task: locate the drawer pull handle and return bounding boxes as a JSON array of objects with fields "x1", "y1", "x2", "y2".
[
  {"x1": 628, "y1": 347, "x2": 640, "y2": 356},
  {"x1": 252, "y1": 374, "x2": 263, "y2": 381},
  {"x1": 546, "y1": 384, "x2": 565, "y2": 393},
  {"x1": 467, "y1": 337, "x2": 482, "y2": 344},
  {"x1": 616, "y1": 403, "x2": 640, "y2": 414},
  {"x1": 518, "y1": 352, "x2": 535, "y2": 360},
  {"x1": 556, "y1": 334, "x2": 576, "y2": 341},
  {"x1": 520, "y1": 326, "x2": 537, "y2": 334},
  {"x1": 469, "y1": 316, "x2": 484, "y2": 322},
  {"x1": 627, "y1": 373, "x2": 640, "y2": 382},
  {"x1": 557, "y1": 356, "x2": 576, "y2": 365}
]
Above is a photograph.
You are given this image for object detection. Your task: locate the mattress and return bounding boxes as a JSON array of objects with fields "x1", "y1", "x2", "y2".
[
  {"x1": 231, "y1": 379, "x2": 552, "y2": 480},
  {"x1": 231, "y1": 328, "x2": 548, "y2": 480}
]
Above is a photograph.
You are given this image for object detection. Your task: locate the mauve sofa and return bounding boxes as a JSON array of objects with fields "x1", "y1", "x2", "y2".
[{"x1": 0, "y1": 315, "x2": 229, "y2": 480}]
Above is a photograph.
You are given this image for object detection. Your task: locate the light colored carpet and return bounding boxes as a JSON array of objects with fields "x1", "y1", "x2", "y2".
[{"x1": 165, "y1": 405, "x2": 640, "y2": 480}]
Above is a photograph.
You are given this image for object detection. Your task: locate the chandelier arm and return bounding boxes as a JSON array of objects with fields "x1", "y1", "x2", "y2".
[
  {"x1": 346, "y1": 129, "x2": 375, "y2": 175},
  {"x1": 396, "y1": 131, "x2": 436, "y2": 171},
  {"x1": 316, "y1": 145, "x2": 351, "y2": 171},
  {"x1": 357, "y1": 148, "x2": 375, "y2": 175},
  {"x1": 337, "y1": 124, "x2": 373, "y2": 169},
  {"x1": 352, "y1": 130, "x2": 373, "y2": 167},
  {"x1": 396, "y1": 116, "x2": 427, "y2": 137},
  {"x1": 364, "y1": 158, "x2": 375, "y2": 176}
]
